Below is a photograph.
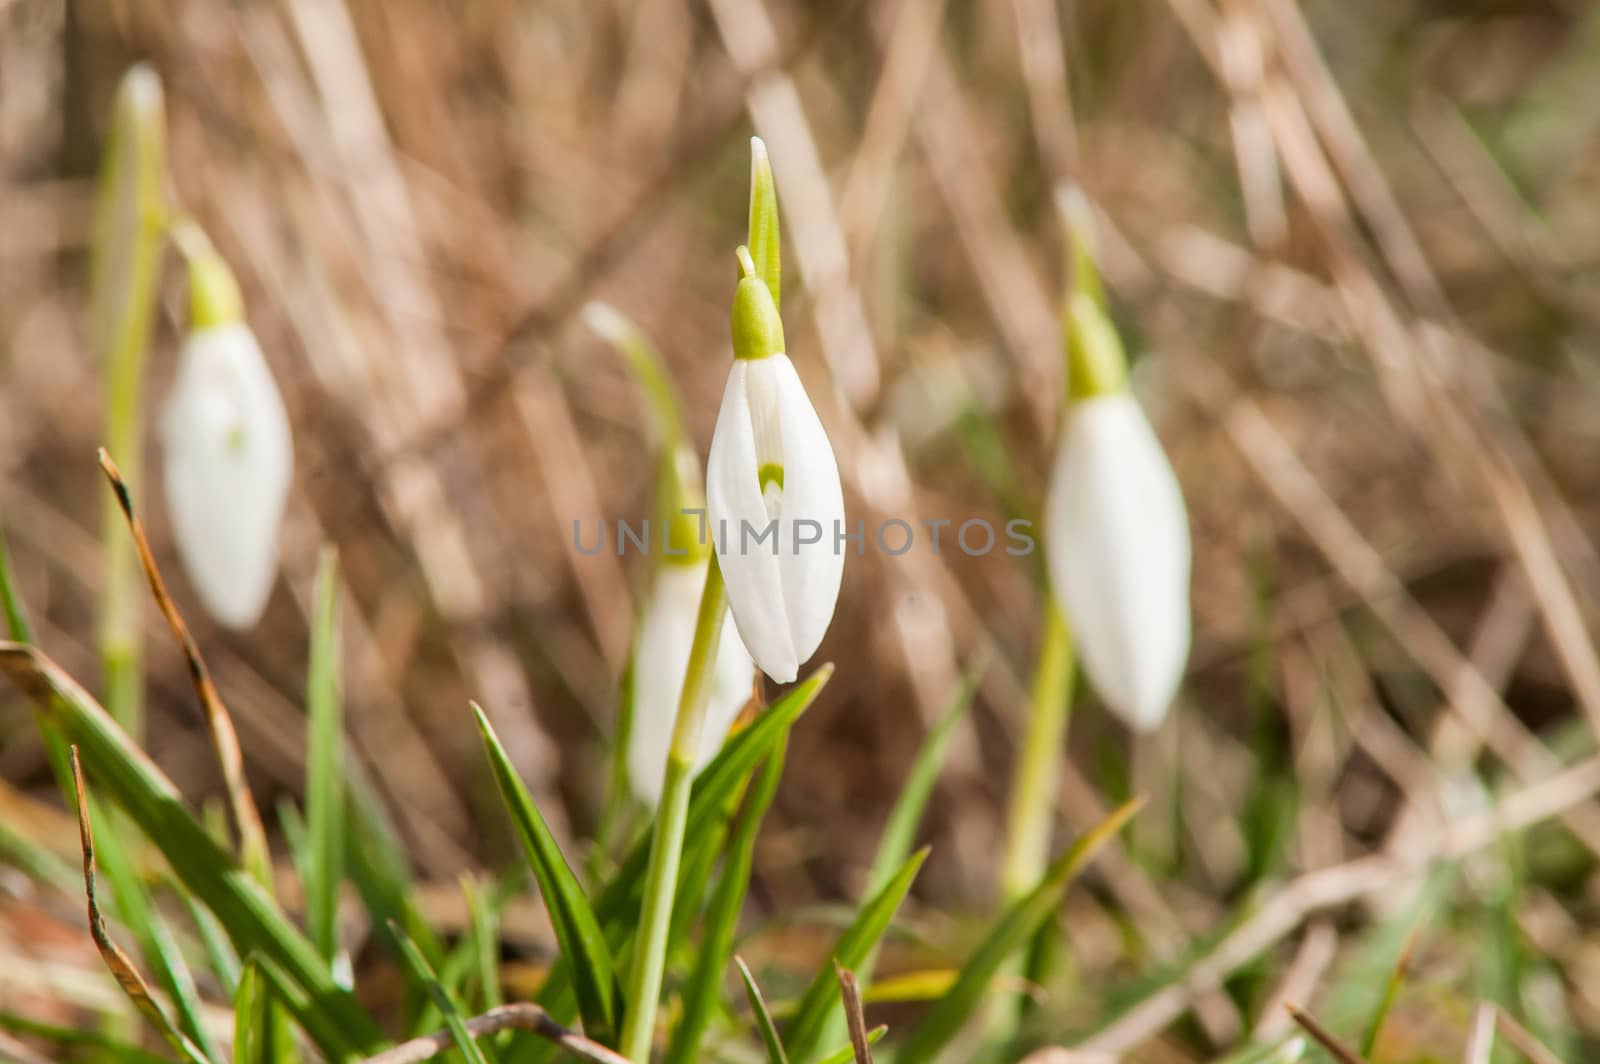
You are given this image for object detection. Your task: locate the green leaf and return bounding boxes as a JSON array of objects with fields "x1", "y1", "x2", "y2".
[
  {"x1": 738, "y1": 957, "x2": 790, "y2": 1064},
  {"x1": 388, "y1": 920, "x2": 494, "y2": 1064},
  {"x1": 868, "y1": 671, "x2": 977, "y2": 895},
  {"x1": 473, "y1": 701, "x2": 619, "y2": 1046},
  {"x1": 785, "y1": 848, "x2": 928, "y2": 1064},
  {"x1": 667, "y1": 741, "x2": 788, "y2": 1063},
  {"x1": 748, "y1": 137, "x2": 781, "y2": 308},
  {"x1": 0, "y1": 643, "x2": 384, "y2": 1057},
  {"x1": 253, "y1": 954, "x2": 362, "y2": 1064},
  {"x1": 179, "y1": 879, "x2": 242, "y2": 997},
  {"x1": 305, "y1": 547, "x2": 344, "y2": 966},
  {"x1": 233, "y1": 961, "x2": 264, "y2": 1064},
  {"x1": 0, "y1": 1010, "x2": 172, "y2": 1064},
  {"x1": 0, "y1": 522, "x2": 33, "y2": 643},
  {"x1": 895, "y1": 797, "x2": 1144, "y2": 1064}
]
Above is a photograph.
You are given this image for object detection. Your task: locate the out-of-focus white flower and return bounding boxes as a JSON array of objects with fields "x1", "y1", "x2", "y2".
[
  {"x1": 706, "y1": 263, "x2": 845, "y2": 684},
  {"x1": 627, "y1": 561, "x2": 755, "y2": 806},
  {"x1": 1045, "y1": 295, "x2": 1190, "y2": 731},
  {"x1": 161, "y1": 250, "x2": 292, "y2": 629}
]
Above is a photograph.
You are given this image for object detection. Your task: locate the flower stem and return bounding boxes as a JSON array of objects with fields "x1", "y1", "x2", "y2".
[
  {"x1": 1001, "y1": 602, "x2": 1075, "y2": 899},
  {"x1": 618, "y1": 554, "x2": 729, "y2": 1061},
  {"x1": 990, "y1": 601, "x2": 1075, "y2": 1043}
]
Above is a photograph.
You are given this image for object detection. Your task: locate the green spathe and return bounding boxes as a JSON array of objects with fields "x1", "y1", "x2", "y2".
[{"x1": 732, "y1": 268, "x2": 785, "y2": 362}]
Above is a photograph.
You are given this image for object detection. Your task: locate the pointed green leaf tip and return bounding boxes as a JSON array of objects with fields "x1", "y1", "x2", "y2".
[
  {"x1": 1063, "y1": 292, "x2": 1127, "y2": 401},
  {"x1": 733, "y1": 247, "x2": 785, "y2": 361},
  {"x1": 748, "y1": 136, "x2": 781, "y2": 309}
]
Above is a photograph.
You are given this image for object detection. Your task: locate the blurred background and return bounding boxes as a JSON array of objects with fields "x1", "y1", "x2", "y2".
[{"x1": 6, "y1": 0, "x2": 1600, "y2": 1058}]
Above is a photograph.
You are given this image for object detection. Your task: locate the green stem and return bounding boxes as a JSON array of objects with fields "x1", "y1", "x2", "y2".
[
  {"x1": 1000, "y1": 603, "x2": 1075, "y2": 899},
  {"x1": 618, "y1": 555, "x2": 729, "y2": 1061}
]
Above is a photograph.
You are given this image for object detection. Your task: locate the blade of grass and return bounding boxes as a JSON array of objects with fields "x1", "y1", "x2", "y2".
[
  {"x1": 233, "y1": 961, "x2": 264, "y2": 1064},
  {"x1": 306, "y1": 546, "x2": 345, "y2": 965},
  {"x1": 737, "y1": 957, "x2": 790, "y2": 1064},
  {"x1": 1359, "y1": 922, "x2": 1419, "y2": 1057},
  {"x1": 180, "y1": 879, "x2": 242, "y2": 997},
  {"x1": 253, "y1": 954, "x2": 363, "y2": 1063},
  {"x1": 90, "y1": 795, "x2": 220, "y2": 1061},
  {"x1": 0, "y1": 642, "x2": 385, "y2": 1056},
  {"x1": 0, "y1": 1011, "x2": 173, "y2": 1064},
  {"x1": 473, "y1": 701, "x2": 619, "y2": 1046},
  {"x1": 896, "y1": 797, "x2": 1144, "y2": 1064},
  {"x1": 69, "y1": 748, "x2": 213, "y2": 1064},
  {"x1": 387, "y1": 921, "x2": 494, "y2": 1064},
  {"x1": 785, "y1": 849, "x2": 928, "y2": 1062},
  {"x1": 667, "y1": 740, "x2": 788, "y2": 1063}
]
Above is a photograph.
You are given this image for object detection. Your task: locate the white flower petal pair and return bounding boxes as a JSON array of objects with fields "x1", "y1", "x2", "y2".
[
  {"x1": 706, "y1": 353, "x2": 845, "y2": 684},
  {"x1": 1046, "y1": 394, "x2": 1190, "y2": 731},
  {"x1": 160, "y1": 323, "x2": 293, "y2": 629},
  {"x1": 627, "y1": 562, "x2": 756, "y2": 806}
]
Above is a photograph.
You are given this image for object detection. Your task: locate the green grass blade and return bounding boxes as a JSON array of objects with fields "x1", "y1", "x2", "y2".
[
  {"x1": 0, "y1": 1011, "x2": 172, "y2": 1064},
  {"x1": 466, "y1": 874, "x2": 507, "y2": 1013},
  {"x1": 179, "y1": 878, "x2": 242, "y2": 997},
  {"x1": 867, "y1": 669, "x2": 978, "y2": 896},
  {"x1": 253, "y1": 955, "x2": 362, "y2": 1064},
  {"x1": 0, "y1": 522, "x2": 34, "y2": 643},
  {"x1": 785, "y1": 848, "x2": 929, "y2": 1064},
  {"x1": 388, "y1": 921, "x2": 494, "y2": 1064},
  {"x1": 345, "y1": 773, "x2": 445, "y2": 968},
  {"x1": 473, "y1": 700, "x2": 619, "y2": 1046},
  {"x1": 667, "y1": 741, "x2": 788, "y2": 1064},
  {"x1": 90, "y1": 796, "x2": 220, "y2": 1062},
  {"x1": 737, "y1": 957, "x2": 790, "y2": 1064},
  {"x1": 0, "y1": 643, "x2": 385, "y2": 1056},
  {"x1": 895, "y1": 797, "x2": 1144, "y2": 1064},
  {"x1": 305, "y1": 547, "x2": 344, "y2": 966},
  {"x1": 232, "y1": 961, "x2": 263, "y2": 1064},
  {"x1": 1360, "y1": 923, "x2": 1419, "y2": 1057}
]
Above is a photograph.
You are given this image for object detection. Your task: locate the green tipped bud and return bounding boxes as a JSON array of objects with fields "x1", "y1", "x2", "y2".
[
  {"x1": 1064, "y1": 291, "x2": 1127, "y2": 400},
  {"x1": 732, "y1": 257, "x2": 785, "y2": 362},
  {"x1": 187, "y1": 247, "x2": 244, "y2": 329},
  {"x1": 747, "y1": 136, "x2": 781, "y2": 308},
  {"x1": 170, "y1": 221, "x2": 244, "y2": 328}
]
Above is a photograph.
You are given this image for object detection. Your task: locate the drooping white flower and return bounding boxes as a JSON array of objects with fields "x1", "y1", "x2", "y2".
[
  {"x1": 161, "y1": 301, "x2": 292, "y2": 629},
  {"x1": 627, "y1": 561, "x2": 755, "y2": 806},
  {"x1": 1045, "y1": 391, "x2": 1190, "y2": 731},
  {"x1": 705, "y1": 266, "x2": 845, "y2": 684}
]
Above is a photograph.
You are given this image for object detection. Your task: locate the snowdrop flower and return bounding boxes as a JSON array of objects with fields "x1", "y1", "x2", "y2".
[
  {"x1": 705, "y1": 250, "x2": 845, "y2": 684},
  {"x1": 1045, "y1": 292, "x2": 1190, "y2": 731},
  {"x1": 160, "y1": 242, "x2": 292, "y2": 629},
  {"x1": 584, "y1": 302, "x2": 758, "y2": 806}
]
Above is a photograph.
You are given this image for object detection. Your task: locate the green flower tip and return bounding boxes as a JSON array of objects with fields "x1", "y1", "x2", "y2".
[
  {"x1": 1064, "y1": 291, "x2": 1127, "y2": 400},
  {"x1": 732, "y1": 255, "x2": 784, "y2": 362},
  {"x1": 169, "y1": 221, "x2": 245, "y2": 328}
]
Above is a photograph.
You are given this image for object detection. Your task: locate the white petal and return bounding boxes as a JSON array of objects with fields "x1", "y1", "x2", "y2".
[
  {"x1": 706, "y1": 362, "x2": 798, "y2": 682},
  {"x1": 626, "y1": 563, "x2": 756, "y2": 806},
  {"x1": 768, "y1": 355, "x2": 845, "y2": 665},
  {"x1": 1046, "y1": 395, "x2": 1190, "y2": 730},
  {"x1": 160, "y1": 324, "x2": 293, "y2": 629}
]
